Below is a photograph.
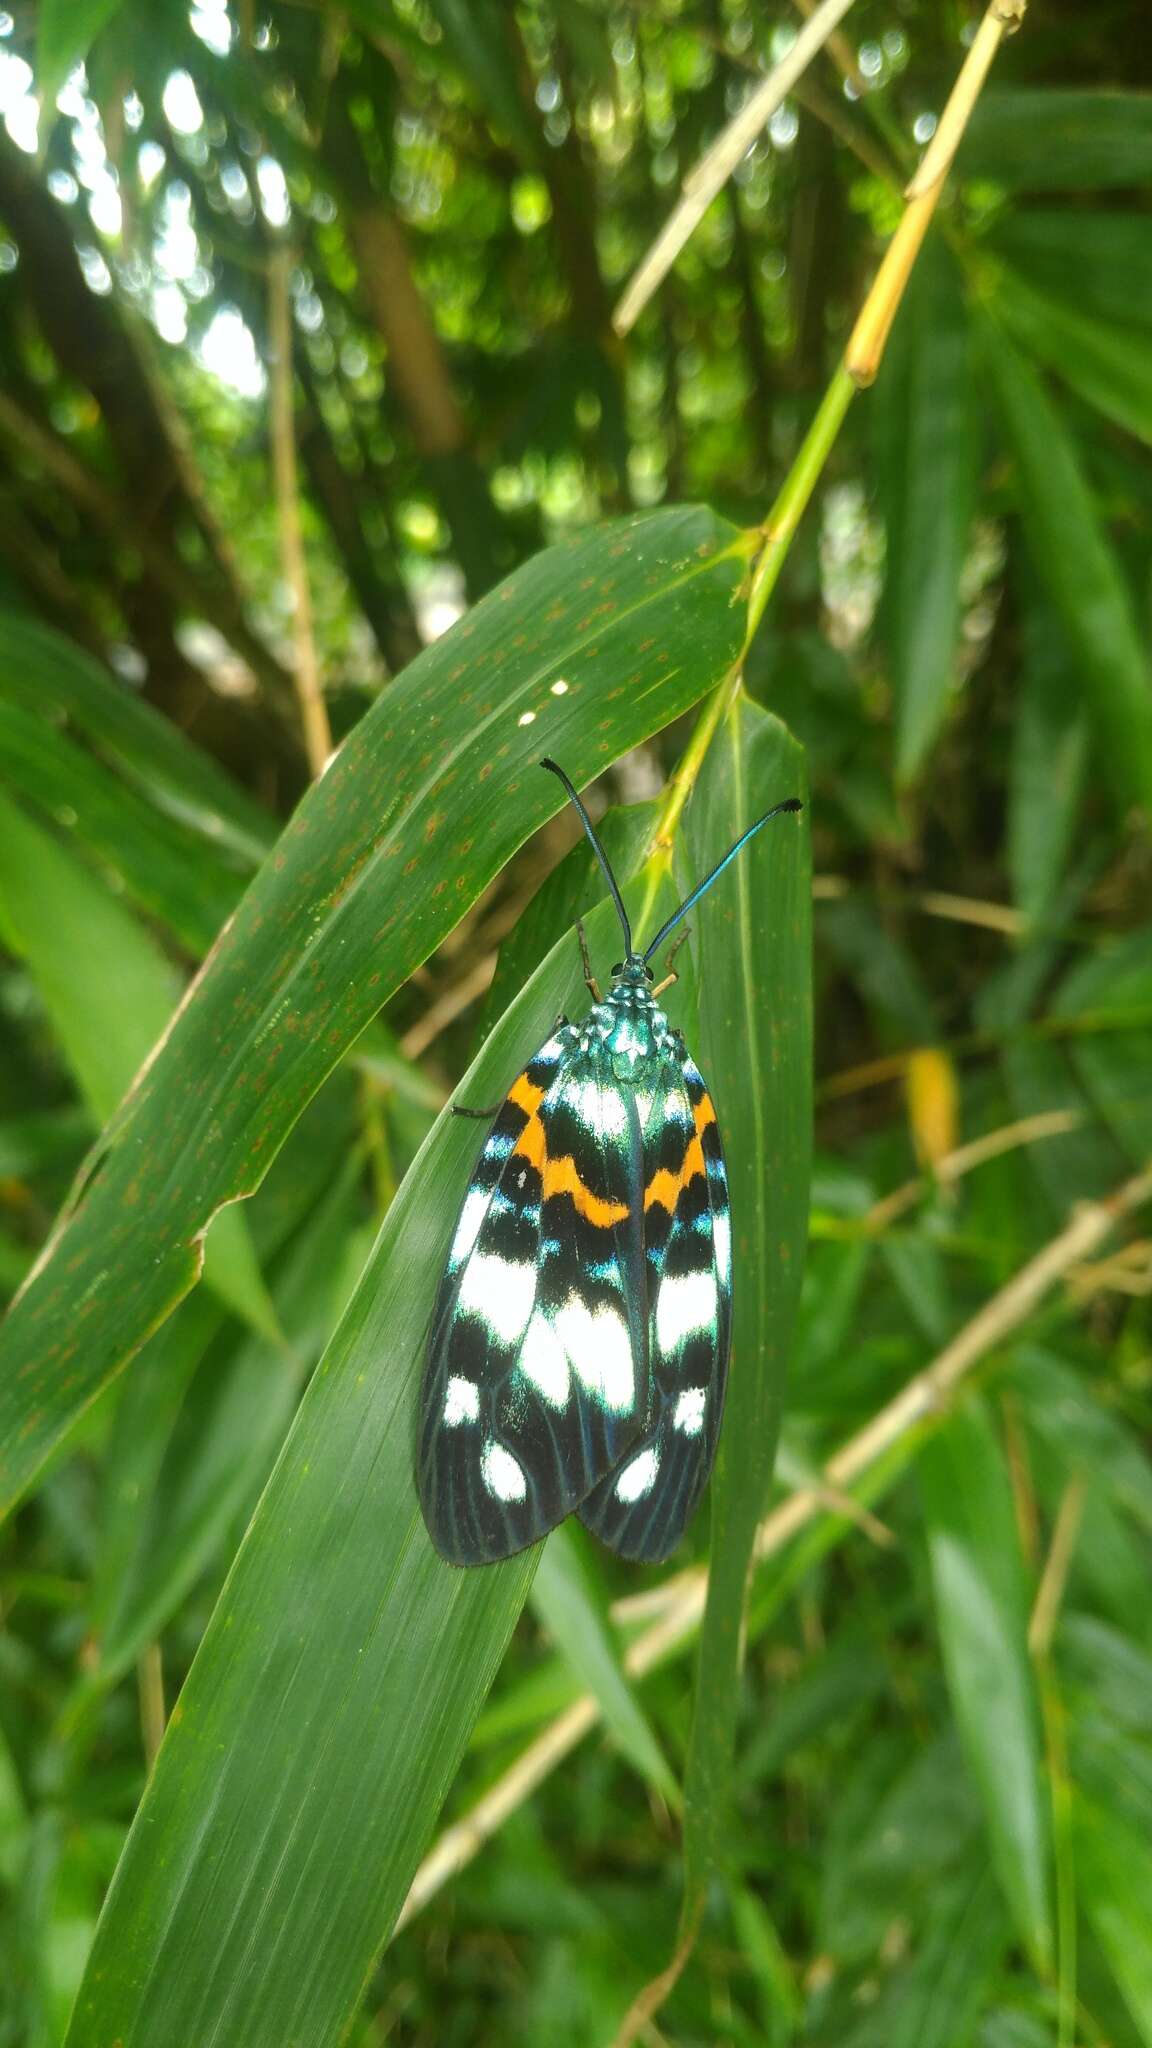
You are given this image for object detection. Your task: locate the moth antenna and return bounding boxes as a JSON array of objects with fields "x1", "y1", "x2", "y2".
[
  {"x1": 642, "y1": 797, "x2": 803, "y2": 962},
  {"x1": 540, "y1": 758, "x2": 633, "y2": 958}
]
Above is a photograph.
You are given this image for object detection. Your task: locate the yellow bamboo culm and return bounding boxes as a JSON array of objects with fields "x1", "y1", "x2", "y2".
[
  {"x1": 905, "y1": 1047, "x2": 961, "y2": 1173},
  {"x1": 844, "y1": 1, "x2": 1027, "y2": 386}
]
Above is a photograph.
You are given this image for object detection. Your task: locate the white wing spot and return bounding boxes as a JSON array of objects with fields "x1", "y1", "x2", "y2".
[
  {"x1": 519, "y1": 1312, "x2": 571, "y2": 1409},
  {"x1": 673, "y1": 1387, "x2": 707, "y2": 1436},
  {"x1": 615, "y1": 1446, "x2": 660, "y2": 1502},
  {"x1": 458, "y1": 1254, "x2": 536, "y2": 1345},
  {"x1": 556, "y1": 1296, "x2": 635, "y2": 1413},
  {"x1": 569, "y1": 1076, "x2": 626, "y2": 1136},
  {"x1": 443, "y1": 1375, "x2": 480, "y2": 1427},
  {"x1": 656, "y1": 1270, "x2": 717, "y2": 1354},
  {"x1": 481, "y1": 1439, "x2": 527, "y2": 1502},
  {"x1": 450, "y1": 1186, "x2": 491, "y2": 1267}
]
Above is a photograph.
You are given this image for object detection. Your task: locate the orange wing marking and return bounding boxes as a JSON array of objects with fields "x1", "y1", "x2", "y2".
[
  {"x1": 692, "y1": 1089, "x2": 717, "y2": 1142},
  {"x1": 542, "y1": 1153, "x2": 629, "y2": 1226},
  {"x1": 509, "y1": 1109, "x2": 628, "y2": 1224},
  {"x1": 513, "y1": 1111, "x2": 547, "y2": 1173},
  {"x1": 644, "y1": 1135, "x2": 705, "y2": 1214},
  {"x1": 508, "y1": 1071, "x2": 546, "y2": 1117}
]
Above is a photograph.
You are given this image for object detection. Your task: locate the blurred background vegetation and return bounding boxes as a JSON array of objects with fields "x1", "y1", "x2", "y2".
[{"x1": 2, "y1": 1, "x2": 1152, "y2": 2043}]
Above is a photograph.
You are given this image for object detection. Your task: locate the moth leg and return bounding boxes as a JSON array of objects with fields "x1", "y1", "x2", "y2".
[
  {"x1": 577, "y1": 919, "x2": 602, "y2": 1003},
  {"x1": 451, "y1": 1102, "x2": 501, "y2": 1121},
  {"x1": 650, "y1": 925, "x2": 691, "y2": 1000}
]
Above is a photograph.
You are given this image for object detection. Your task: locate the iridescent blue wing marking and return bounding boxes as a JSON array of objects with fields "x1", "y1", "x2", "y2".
[
  {"x1": 418, "y1": 1027, "x2": 648, "y2": 1565},
  {"x1": 579, "y1": 1045, "x2": 731, "y2": 1563}
]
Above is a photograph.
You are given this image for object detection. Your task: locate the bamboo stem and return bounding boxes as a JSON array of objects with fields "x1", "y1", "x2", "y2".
[
  {"x1": 268, "y1": 244, "x2": 332, "y2": 777},
  {"x1": 845, "y1": 1, "x2": 1028, "y2": 384},
  {"x1": 613, "y1": 0, "x2": 863, "y2": 335}
]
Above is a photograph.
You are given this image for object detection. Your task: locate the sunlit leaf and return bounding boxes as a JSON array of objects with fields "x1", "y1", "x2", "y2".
[{"x1": 36, "y1": 0, "x2": 129, "y2": 122}]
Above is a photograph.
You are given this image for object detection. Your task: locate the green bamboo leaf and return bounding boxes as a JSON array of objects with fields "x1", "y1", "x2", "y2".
[
  {"x1": 83, "y1": 1089, "x2": 362, "y2": 1699},
  {"x1": 0, "y1": 1104, "x2": 90, "y2": 1181},
  {"x1": 87, "y1": 1293, "x2": 224, "y2": 1640},
  {"x1": 849, "y1": 1868, "x2": 1011, "y2": 2048},
  {"x1": 991, "y1": 265, "x2": 1152, "y2": 445},
  {"x1": 960, "y1": 90, "x2": 1152, "y2": 191},
  {"x1": 424, "y1": 0, "x2": 541, "y2": 159},
  {"x1": 0, "y1": 789, "x2": 181, "y2": 1126},
  {"x1": 531, "y1": 1525, "x2": 678, "y2": 1804},
  {"x1": 0, "y1": 614, "x2": 271, "y2": 867},
  {"x1": 0, "y1": 507, "x2": 749, "y2": 1515},
  {"x1": 920, "y1": 1397, "x2": 1051, "y2": 1967},
  {"x1": 1011, "y1": 1347, "x2": 1152, "y2": 1541},
  {"x1": 729, "y1": 1884, "x2": 800, "y2": 2035},
  {"x1": 988, "y1": 210, "x2": 1152, "y2": 330},
  {"x1": 679, "y1": 701, "x2": 811, "y2": 1925},
  {"x1": 1052, "y1": 928, "x2": 1152, "y2": 1160},
  {"x1": 95, "y1": 1168, "x2": 361, "y2": 1690},
  {"x1": 1074, "y1": 1797, "x2": 1152, "y2": 2043},
  {"x1": 817, "y1": 897, "x2": 937, "y2": 1042},
  {"x1": 818, "y1": 1731, "x2": 981, "y2": 1966},
  {"x1": 0, "y1": 791, "x2": 279, "y2": 1344},
  {"x1": 0, "y1": 700, "x2": 245, "y2": 956},
  {"x1": 873, "y1": 238, "x2": 976, "y2": 783},
  {"x1": 1008, "y1": 582, "x2": 1088, "y2": 928},
  {"x1": 36, "y1": 0, "x2": 127, "y2": 116},
  {"x1": 0, "y1": 1718, "x2": 26, "y2": 1887},
  {"x1": 980, "y1": 318, "x2": 1152, "y2": 816}
]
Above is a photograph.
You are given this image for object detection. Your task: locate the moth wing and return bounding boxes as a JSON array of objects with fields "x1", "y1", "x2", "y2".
[
  {"x1": 419, "y1": 1028, "x2": 647, "y2": 1565},
  {"x1": 579, "y1": 1046, "x2": 731, "y2": 1563}
]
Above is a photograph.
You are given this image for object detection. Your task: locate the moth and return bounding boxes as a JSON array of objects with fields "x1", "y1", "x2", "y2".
[{"x1": 418, "y1": 758, "x2": 801, "y2": 1566}]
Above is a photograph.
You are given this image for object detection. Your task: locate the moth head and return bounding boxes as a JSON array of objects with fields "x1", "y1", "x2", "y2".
[{"x1": 611, "y1": 953, "x2": 652, "y2": 985}]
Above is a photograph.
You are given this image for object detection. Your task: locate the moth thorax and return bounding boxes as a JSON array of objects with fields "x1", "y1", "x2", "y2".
[{"x1": 602, "y1": 985, "x2": 664, "y2": 1083}]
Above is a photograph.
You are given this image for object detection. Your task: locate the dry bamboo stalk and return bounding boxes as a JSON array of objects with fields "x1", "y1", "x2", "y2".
[
  {"x1": 268, "y1": 243, "x2": 332, "y2": 777},
  {"x1": 613, "y1": 0, "x2": 862, "y2": 335}
]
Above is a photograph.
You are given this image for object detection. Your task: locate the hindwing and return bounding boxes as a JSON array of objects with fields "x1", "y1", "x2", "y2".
[
  {"x1": 419, "y1": 1027, "x2": 647, "y2": 1564},
  {"x1": 579, "y1": 1045, "x2": 731, "y2": 1562}
]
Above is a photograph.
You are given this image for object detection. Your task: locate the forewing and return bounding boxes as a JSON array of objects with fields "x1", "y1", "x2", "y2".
[
  {"x1": 418, "y1": 1028, "x2": 647, "y2": 1564},
  {"x1": 579, "y1": 1044, "x2": 731, "y2": 1562}
]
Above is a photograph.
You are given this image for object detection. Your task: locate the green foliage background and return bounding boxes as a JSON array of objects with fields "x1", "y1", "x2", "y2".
[{"x1": 1, "y1": 3, "x2": 1151, "y2": 2044}]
